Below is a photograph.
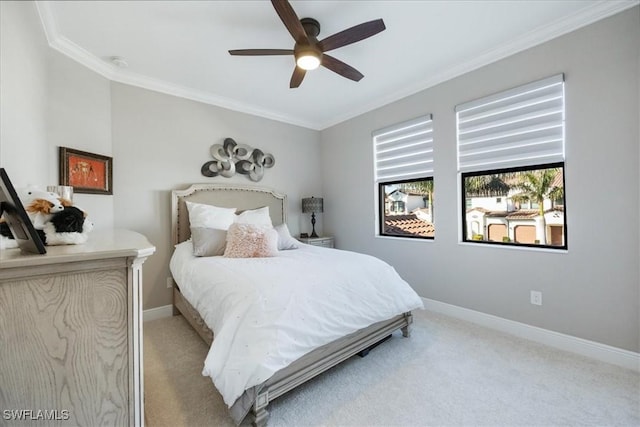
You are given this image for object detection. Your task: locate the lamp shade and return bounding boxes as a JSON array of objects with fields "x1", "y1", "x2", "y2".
[{"x1": 302, "y1": 197, "x2": 323, "y2": 214}]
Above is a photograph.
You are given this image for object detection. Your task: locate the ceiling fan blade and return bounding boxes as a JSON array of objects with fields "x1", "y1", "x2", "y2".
[
  {"x1": 290, "y1": 67, "x2": 306, "y2": 88},
  {"x1": 321, "y1": 54, "x2": 364, "y2": 82},
  {"x1": 319, "y1": 19, "x2": 386, "y2": 52},
  {"x1": 271, "y1": 0, "x2": 308, "y2": 44},
  {"x1": 229, "y1": 49, "x2": 293, "y2": 56}
]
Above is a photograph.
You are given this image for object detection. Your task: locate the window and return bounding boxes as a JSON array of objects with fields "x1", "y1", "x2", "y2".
[
  {"x1": 456, "y1": 74, "x2": 567, "y2": 249},
  {"x1": 374, "y1": 115, "x2": 434, "y2": 239}
]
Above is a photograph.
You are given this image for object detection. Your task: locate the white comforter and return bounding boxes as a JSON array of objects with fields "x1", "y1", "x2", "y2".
[{"x1": 170, "y1": 241, "x2": 423, "y2": 407}]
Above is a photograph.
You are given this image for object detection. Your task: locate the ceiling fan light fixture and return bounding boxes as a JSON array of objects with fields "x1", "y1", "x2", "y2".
[
  {"x1": 295, "y1": 49, "x2": 321, "y2": 70},
  {"x1": 228, "y1": 1, "x2": 386, "y2": 87}
]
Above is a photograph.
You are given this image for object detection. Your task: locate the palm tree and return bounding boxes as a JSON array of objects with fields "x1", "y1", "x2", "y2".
[
  {"x1": 510, "y1": 168, "x2": 563, "y2": 244},
  {"x1": 464, "y1": 174, "x2": 511, "y2": 197}
]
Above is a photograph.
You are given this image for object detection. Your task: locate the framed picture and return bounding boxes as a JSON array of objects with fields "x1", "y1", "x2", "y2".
[{"x1": 59, "y1": 147, "x2": 113, "y2": 195}]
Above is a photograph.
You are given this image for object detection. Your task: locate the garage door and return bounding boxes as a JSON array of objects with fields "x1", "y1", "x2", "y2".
[
  {"x1": 514, "y1": 225, "x2": 536, "y2": 243},
  {"x1": 488, "y1": 224, "x2": 507, "y2": 242},
  {"x1": 549, "y1": 226, "x2": 564, "y2": 246}
]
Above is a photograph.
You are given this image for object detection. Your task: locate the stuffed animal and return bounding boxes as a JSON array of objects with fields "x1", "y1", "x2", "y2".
[
  {"x1": 19, "y1": 189, "x2": 62, "y2": 206},
  {"x1": 42, "y1": 206, "x2": 94, "y2": 245},
  {"x1": 18, "y1": 189, "x2": 65, "y2": 230},
  {"x1": 1, "y1": 197, "x2": 94, "y2": 247},
  {"x1": 0, "y1": 220, "x2": 18, "y2": 249}
]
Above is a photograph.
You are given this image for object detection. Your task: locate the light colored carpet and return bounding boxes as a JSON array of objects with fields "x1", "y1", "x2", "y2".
[{"x1": 143, "y1": 309, "x2": 639, "y2": 426}]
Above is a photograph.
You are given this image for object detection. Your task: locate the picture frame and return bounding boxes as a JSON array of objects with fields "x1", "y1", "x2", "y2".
[
  {"x1": 59, "y1": 147, "x2": 113, "y2": 195},
  {"x1": 0, "y1": 168, "x2": 47, "y2": 254}
]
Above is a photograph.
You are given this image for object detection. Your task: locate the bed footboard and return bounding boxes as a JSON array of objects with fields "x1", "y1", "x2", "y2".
[
  {"x1": 249, "y1": 311, "x2": 413, "y2": 426},
  {"x1": 173, "y1": 286, "x2": 213, "y2": 345}
]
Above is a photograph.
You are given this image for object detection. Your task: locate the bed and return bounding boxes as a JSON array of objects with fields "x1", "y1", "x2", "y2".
[{"x1": 169, "y1": 183, "x2": 423, "y2": 426}]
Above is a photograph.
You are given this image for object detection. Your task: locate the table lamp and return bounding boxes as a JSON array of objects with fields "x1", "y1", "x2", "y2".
[{"x1": 302, "y1": 196, "x2": 323, "y2": 238}]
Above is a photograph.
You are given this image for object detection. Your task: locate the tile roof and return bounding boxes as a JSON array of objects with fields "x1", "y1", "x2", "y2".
[
  {"x1": 551, "y1": 168, "x2": 564, "y2": 188},
  {"x1": 384, "y1": 214, "x2": 434, "y2": 237},
  {"x1": 472, "y1": 207, "x2": 565, "y2": 219},
  {"x1": 467, "y1": 207, "x2": 492, "y2": 214},
  {"x1": 505, "y1": 209, "x2": 540, "y2": 219}
]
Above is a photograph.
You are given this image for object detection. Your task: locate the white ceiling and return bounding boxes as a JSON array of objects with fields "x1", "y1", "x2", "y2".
[{"x1": 36, "y1": 1, "x2": 637, "y2": 130}]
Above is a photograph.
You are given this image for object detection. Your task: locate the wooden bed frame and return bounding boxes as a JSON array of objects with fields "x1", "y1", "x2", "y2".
[{"x1": 170, "y1": 183, "x2": 413, "y2": 426}]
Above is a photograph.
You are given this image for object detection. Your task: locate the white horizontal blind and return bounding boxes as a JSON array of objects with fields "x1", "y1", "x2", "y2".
[
  {"x1": 373, "y1": 114, "x2": 434, "y2": 182},
  {"x1": 456, "y1": 74, "x2": 565, "y2": 173}
]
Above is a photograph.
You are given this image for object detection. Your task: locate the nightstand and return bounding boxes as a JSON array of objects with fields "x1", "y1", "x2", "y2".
[{"x1": 298, "y1": 236, "x2": 334, "y2": 248}]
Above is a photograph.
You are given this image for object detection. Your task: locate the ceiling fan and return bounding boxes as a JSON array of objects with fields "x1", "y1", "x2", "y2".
[{"x1": 229, "y1": 0, "x2": 386, "y2": 88}]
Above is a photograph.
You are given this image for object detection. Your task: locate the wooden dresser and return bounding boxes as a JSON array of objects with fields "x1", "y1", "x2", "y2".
[{"x1": 0, "y1": 229, "x2": 155, "y2": 426}]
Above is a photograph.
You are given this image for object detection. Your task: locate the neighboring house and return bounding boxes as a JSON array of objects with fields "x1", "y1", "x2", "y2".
[
  {"x1": 384, "y1": 189, "x2": 434, "y2": 237},
  {"x1": 386, "y1": 189, "x2": 429, "y2": 214},
  {"x1": 464, "y1": 170, "x2": 565, "y2": 245},
  {"x1": 466, "y1": 206, "x2": 565, "y2": 245},
  {"x1": 385, "y1": 189, "x2": 432, "y2": 218}
]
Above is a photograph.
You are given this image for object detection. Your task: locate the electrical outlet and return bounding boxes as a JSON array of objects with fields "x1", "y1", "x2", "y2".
[
  {"x1": 530, "y1": 290, "x2": 542, "y2": 306},
  {"x1": 166, "y1": 277, "x2": 173, "y2": 289}
]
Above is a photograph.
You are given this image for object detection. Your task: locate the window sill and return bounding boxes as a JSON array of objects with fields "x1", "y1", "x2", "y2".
[
  {"x1": 375, "y1": 234, "x2": 434, "y2": 243},
  {"x1": 457, "y1": 241, "x2": 568, "y2": 253}
]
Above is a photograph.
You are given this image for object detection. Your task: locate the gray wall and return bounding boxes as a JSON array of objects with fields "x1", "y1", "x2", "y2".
[
  {"x1": 0, "y1": 1, "x2": 50, "y2": 187},
  {"x1": 110, "y1": 83, "x2": 322, "y2": 309},
  {"x1": 47, "y1": 51, "x2": 114, "y2": 230},
  {"x1": 0, "y1": 1, "x2": 114, "y2": 229},
  {"x1": 320, "y1": 7, "x2": 640, "y2": 352}
]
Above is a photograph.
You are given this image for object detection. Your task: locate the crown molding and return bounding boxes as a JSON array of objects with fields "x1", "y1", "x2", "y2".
[
  {"x1": 316, "y1": 0, "x2": 640, "y2": 130},
  {"x1": 34, "y1": 1, "x2": 320, "y2": 130},
  {"x1": 106, "y1": 70, "x2": 320, "y2": 130},
  {"x1": 36, "y1": 0, "x2": 638, "y2": 131},
  {"x1": 36, "y1": 1, "x2": 118, "y2": 80}
]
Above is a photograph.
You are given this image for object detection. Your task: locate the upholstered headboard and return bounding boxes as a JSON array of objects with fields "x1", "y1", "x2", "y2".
[{"x1": 171, "y1": 183, "x2": 287, "y2": 245}]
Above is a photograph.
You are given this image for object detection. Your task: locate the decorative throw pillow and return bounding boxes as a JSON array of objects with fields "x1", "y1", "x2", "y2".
[
  {"x1": 234, "y1": 206, "x2": 272, "y2": 226},
  {"x1": 224, "y1": 223, "x2": 278, "y2": 258},
  {"x1": 186, "y1": 201, "x2": 237, "y2": 256},
  {"x1": 274, "y1": 223, "x2": 299, "y2": 250}
]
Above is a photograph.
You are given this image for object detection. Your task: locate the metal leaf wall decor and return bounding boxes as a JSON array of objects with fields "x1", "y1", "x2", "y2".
[{"x1": 201, "y1": 138, "x2": 275, "y2": 182}]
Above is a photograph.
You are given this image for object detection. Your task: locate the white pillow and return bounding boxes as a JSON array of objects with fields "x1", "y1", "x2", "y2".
[
  {"x1": 274, "y1": 224, "x2": 299, "y2": 250},
  {"x1": 186, "y1": 201, "x2": 237, "y2": 257},
  {"x1": 223, "y1": 223, "x2": 278, "y2": 258},
  {"x1": 186, "y1": 201, "x2": 237, "y2": 229},
  {"x1": 235, "y1": 206, "x2": 272, "y2": 226}
]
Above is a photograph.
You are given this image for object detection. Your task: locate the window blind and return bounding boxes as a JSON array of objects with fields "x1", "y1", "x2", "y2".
[
  {"x1": 456, "y1": 74, "x2": 564, "y2": 173},
  {"x1": 373, "y1": 114, "x2": 433, "y2": 182}
]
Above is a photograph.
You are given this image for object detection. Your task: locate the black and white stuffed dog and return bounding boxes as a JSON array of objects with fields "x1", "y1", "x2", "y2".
[
  {"x1": 42, "y1": 206, "x2": 94, "y2": 245},
  {"x1": 0, "y1": 205, "x2": 93, "y2": 247},
  {"x1": 50, "y1": 206, "x2": 86, "y2": 233}
]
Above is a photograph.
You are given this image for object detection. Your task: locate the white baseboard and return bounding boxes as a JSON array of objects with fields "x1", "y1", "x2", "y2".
[
  {"x1": 143, "y1": 304, "x2": 173, "y2": 322},
  {"x1": 422, "y1": 297, "x2": 640, "y2": 372}
]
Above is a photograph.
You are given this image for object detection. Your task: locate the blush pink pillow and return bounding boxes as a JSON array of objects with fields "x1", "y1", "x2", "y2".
[{"x1": 223, "y1": 223, "x2": 278, "y2": 258}]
